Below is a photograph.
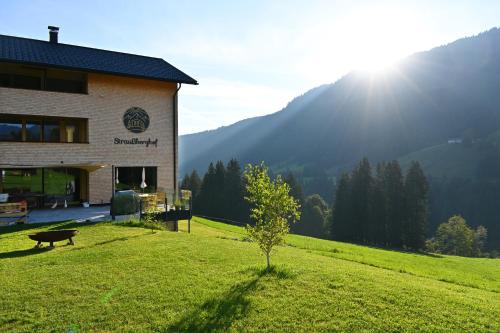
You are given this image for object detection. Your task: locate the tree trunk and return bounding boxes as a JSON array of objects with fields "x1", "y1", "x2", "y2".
[{"x1": 266, "y1": 251, "x2": 271, "y2": 271}]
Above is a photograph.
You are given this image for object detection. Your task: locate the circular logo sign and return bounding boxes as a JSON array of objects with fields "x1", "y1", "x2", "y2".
[{"x1": 123, "y1": 107, "x2": 150, "y2": 133}]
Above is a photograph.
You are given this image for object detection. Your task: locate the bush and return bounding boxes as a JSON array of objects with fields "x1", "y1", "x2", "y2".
[
  {"x1": 111, "y1": 190, "x2": 140, "y2": 216},
  {"x1": 114, "y1": 218, "x2": 165, "y2": 232}
]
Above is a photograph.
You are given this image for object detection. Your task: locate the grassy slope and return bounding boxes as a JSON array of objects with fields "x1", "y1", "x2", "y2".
[
  {"x1": 197, "y1": 218, "x2": 500, "y2": 293},
  {"x1": 0, "y1": 218, "x2": 499, "y2": 333}
]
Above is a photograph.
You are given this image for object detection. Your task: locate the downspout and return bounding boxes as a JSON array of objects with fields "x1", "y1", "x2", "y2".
[{"x1": 173, "y1": 83, "x2": 182, "y2": 193}]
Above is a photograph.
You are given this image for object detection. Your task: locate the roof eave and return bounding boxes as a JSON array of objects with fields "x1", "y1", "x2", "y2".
[{"x1": 0, "y1": 58, "x2": 198, "y2": 85}]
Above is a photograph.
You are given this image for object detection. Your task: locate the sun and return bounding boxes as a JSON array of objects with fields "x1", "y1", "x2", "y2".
[{"x1": 342, "y1": 6, "x2": 422, "y2": 73}]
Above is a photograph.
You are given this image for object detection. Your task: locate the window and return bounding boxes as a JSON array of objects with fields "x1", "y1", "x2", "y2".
[
  {"x1": 0, "y1": 168, "x2": 42, "y2": 195},
  {"x1": 0, "y1": 114, "x2": 88, "y2": 143},
  {"x1": 25, "y1": 121, "x2": 42, "y2": 142},
  {"x1": 45, "y1": 78, "x2": 86, "y2": 94},
  {"x1": 0, "y1": 168, "x2": 85, "y2": 208},
  {"x1": 10, "y1": 74, "x2": 42, "y2": 90},
  {"x1": 116, "y1": 167, "x2": 158, "y2": 193},
  {"x1": 0, "y1": 119, "x2": 22, "y2": 141},
  {"x1": 0, "y1": 62, "x2": 87, "y2": 94},
  {"x1": 43, "y1": 121, "x2": 60, "y2": 142}
]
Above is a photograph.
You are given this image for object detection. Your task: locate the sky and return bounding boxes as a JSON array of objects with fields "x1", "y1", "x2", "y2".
[{"x1": 1, "y1": 1, "x2": 500, "y2": 134}]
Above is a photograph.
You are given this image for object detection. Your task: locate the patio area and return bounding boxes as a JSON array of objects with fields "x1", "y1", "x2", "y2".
[{"x1": 27, "y1": 205, "x2": 112, "y2": 224}]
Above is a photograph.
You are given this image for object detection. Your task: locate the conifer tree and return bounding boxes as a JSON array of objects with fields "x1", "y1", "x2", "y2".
[
  {"x1": 404, "y1": 161, "x2": 429, "y2": 250},
  {"x1": 284, "y1": 172, "x2": 305, "y2": 205},
  {"x1": 371, "y1": 163, "x2": 387, "y2": 245},
  {"x1": 213, "y1": 161, "x2": 227, "y2": 217},
  {"x1": 198, "y1": 162, "x2": 217, "y2": 216},
  {"x1": 188, "y1": 170, "x2": 202, "y2": 213},
  {"x1": 350, "y1": 158, "x2": 373, "y2": 243},
  {"x1": 188, "y1": 170, "x2": 202, "y2": 199},
  {"x1": 331, "y1": 173, "x2": 351, "y2": 241},
  {"x1": 384, "y1": 161, "x2": 406, "y2": 247},
  {"x1": 180, "y1": 173, "x2": 191, "y2": 191},
  {"x1": 224, "y1": 159, "x2": 247, "y2": 221}
]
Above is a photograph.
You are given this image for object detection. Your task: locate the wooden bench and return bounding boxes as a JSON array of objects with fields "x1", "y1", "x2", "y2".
[{"x1": 0, "y1": 201, "x2": 28, "y2": 225}]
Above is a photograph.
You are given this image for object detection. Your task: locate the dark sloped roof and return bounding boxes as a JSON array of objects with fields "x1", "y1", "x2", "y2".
[{"x1": 0, "y1": 34, "x2": 197, "y2": 85}]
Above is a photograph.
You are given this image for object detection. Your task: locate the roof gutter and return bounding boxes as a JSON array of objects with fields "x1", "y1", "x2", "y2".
[{"x1": 173, "y1": 83, "x2": 182, "y2": 193}]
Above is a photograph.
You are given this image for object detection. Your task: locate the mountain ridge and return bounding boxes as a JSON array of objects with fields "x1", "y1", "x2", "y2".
[
  {"x1": 180, "y1": 27, "x2": 500, "y2": 249},
  {"x1": 181, "y1": 27, "x2": 500, "y2": 176}
]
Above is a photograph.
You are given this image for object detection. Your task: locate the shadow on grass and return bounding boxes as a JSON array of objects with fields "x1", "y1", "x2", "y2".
[
  {"x1": 93, "y1": 233, "x2": 153, "y2": 246},
  {"x1": 0, "y1": 247, "x2": 52, "y2": 259},
  {"x1": 166, "y1": 278, "x2": 259, "y2": 333},
  {"x1": 94, "y1": 236, "x2": 131, "y2": 246},
  {"x1": 242, "y1": 265, "x2": 298, "y2": 280},
  {"x1": 69, "y1": 233, "x2": 153, "y2": 252},
  {"x1": 0, "y1": 221, "x2": 64, "y2": 236},
  {"x1": 0, "y1": 221, "x2": 102, "y2": 238}
]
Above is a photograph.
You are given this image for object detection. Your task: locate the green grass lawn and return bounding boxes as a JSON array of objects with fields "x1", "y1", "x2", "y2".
[{"x1": 1, "y1": 217, "x2": 499, "y2": 332}]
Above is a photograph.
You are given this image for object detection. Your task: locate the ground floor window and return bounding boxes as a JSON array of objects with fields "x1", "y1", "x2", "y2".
[
  {"x1": 115, "y1": 167, "x2": 157, "y2": 193},
  {"x1": 0, "y1": 168, "x2": 87, "y2": 208}
]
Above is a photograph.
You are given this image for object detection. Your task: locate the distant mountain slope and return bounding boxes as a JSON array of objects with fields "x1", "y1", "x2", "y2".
[
  {"x1": 398, "y1": 131, "x2": 500, "y2": 181},
  {"x1": 180, "y1": 28, "x2": 500, "y2": 249},
  {"x1": 181, "y1": 27, "x2": 500, "y2": 175}
]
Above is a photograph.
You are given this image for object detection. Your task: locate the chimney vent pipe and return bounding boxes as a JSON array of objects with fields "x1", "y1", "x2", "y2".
[{"x1": 48, "y1": 26, "x2": 59, "y2": 43}]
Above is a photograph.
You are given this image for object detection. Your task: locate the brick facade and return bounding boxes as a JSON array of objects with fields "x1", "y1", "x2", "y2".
[{"x1": 0, "y1": 73, "x2": 178, "y2": 204}]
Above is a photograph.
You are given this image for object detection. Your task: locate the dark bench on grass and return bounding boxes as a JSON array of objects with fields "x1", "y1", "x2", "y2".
[{"x1": 28, "y1": 230, "x2": 79, "y2": 248}]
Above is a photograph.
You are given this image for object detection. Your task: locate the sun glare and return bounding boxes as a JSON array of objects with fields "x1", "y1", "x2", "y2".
[{"x1": 342, "y1": 7, "x2": 421, "y2": 73}]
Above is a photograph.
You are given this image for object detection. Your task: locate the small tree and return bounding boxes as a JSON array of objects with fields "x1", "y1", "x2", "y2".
[
  {"x1": 435, "y1": 215, "x2": 474, "y2": 256},
  {"x1": 244, "y1": 163, "x2": 301, "y2": 271}
]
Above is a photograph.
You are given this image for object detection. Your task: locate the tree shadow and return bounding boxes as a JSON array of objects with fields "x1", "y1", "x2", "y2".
[
  {"x1": 94, "y1": 236, "x2": 131, "y2": 246},
  {"x1": 166, "y1": 278, "x2": 259, "y2": 332},
  {"x1": 0, "y1": 247, "x2": 52, "y2": 259},
  {"x1": 69, "y1": 233, "x2": 152, "y2": 252},
  {"x1": 241, "y1": 265, "x2": 298, "y2": 280}
]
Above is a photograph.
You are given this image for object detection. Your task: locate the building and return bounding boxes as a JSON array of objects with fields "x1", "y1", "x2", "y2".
[
  {"x1": 447, "y1": 138, "x2": 463, "y2": 144},
  {"x1": 0, "y1": 27, "x2": 197, "y2": 208}
]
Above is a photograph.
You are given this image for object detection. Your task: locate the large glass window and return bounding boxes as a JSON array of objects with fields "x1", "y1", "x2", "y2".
[
  {"x1": 0, "y1": 62, "x2": 87, "y2": 94},
  {"x1": 0, "y1": 114, "x2": 87, "y2": 143},
  {"x1": 0, "y1": 169, "x2": 42, "y2": 194},
  {"x1": 10, "y1": 75, "x2": 42, "y2": 90},
  {"x1": 0, "y1": 168, "x2": 84, "y2": 208},
  {"x1": 43, "y1": 121, "x2": 60, "y2": 142},
  {"x1": 116, "y1": 167, "x2": 158, "y2": 193},
  {"x1": 26, "y1": 121, "x2": 42, "y2": 142},
  {"x1": 0, "y1": 119, "x2": 22, "y2": 141}
]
